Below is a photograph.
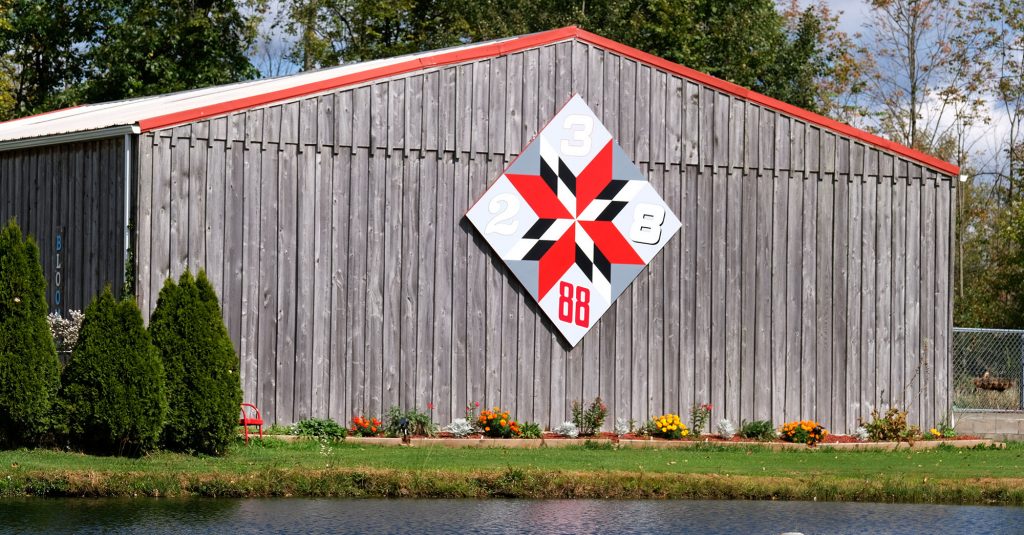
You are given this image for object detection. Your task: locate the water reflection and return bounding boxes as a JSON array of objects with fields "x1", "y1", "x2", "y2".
[{"x1": 2, "y1": 498, "x2": 1022, "y2": 534}]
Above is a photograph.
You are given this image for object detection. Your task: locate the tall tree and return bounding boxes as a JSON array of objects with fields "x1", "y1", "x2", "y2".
[
  {"x1": 984, "y1": 0, "x2": 1024, "y2": 198},
  {"x1": 861, "y1": 0, "x2": 992, "y2": 156},
  {"x1": 271, "y1": 0, "x2": 856, "y2": 114},
  {"x1": 84, "y1": 0, "x2": 260, "y2": 103},
  {"x1": 0, "y1": 0, "x2": 100, "y2": 117}
]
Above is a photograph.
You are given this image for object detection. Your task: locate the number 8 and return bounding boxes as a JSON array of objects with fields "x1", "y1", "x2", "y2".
[{"x1": 629, "y1": 203, "x2": 666, "y2": 245}]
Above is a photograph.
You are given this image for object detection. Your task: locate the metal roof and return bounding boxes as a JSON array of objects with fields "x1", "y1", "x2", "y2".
[
  {"x1": 0, "y1": 37, "x2": 508, "y2": 142},
  {"x1": 0, "y1": 27, "x2": 959, "y2": 176}
]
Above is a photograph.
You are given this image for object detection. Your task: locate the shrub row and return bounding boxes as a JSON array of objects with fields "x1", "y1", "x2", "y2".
[{"x1": 0, "y1": 220, "x2": 241, "y2": 456}]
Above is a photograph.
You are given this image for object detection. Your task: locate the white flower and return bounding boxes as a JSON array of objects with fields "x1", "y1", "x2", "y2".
[
  {"x1": 554, "y1": 421, "x2": 579, "y2": 439},
  {"x1": 613, "y1": 417, "x2": 630, "y2": 436},
  {"x1": 13, "y1": 297, "x2": 20, "y2": 303},
  {"x1": 854, "y1": 426, "x2": 869, "y2": 441},
  {"x1": 445, "y1": 418, "x2": 474, "y2": 438},
  {"x1": 716, "y1": 419, "x2": 736, "y2": 437}
]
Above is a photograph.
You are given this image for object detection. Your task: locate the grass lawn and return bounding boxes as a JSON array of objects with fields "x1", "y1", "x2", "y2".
[{"x1": 2, "y1": 439, "x2": 1023, "y2": 504}]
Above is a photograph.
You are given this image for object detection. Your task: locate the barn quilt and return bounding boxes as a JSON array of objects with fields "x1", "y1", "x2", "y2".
[{"x1": 467, "y1": 95, "x2": 680, "y2": 346}]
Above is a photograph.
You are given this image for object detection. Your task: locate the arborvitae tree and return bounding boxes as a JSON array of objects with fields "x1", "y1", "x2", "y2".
[
  {"x1": 150, "y1": 270, "x2": 242, "y2": 455},
  {"x1": 60, "y1": 288, "x2": 166, "y2": 456},
  {"x1": 0, "y1": 219, "x2": 60, "y2": 447}
]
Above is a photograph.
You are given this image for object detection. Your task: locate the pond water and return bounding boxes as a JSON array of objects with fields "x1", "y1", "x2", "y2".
[{"x1": 2, "y1": 498, "x2": 1022, "y2": 534}]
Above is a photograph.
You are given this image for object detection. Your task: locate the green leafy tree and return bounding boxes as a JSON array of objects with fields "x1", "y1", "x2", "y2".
[
  {"x1": 60, "y1": 288, "x2": 166, "y2": 456},
  {"x1": 271, "y1": 0, "x2": 853, "y2": 112},
  {"x1": 0, "y1": 0, "x2": 101, "y2": 117},
  {"x1": 0, "y1": 219, "x2": 60, "y2": 447},
  {"x1": 149, "y1": 270, "x2": 242, "y2": 455},
  {"x1": 84, "y1": 0, "x2": 260, "y2": 103}
]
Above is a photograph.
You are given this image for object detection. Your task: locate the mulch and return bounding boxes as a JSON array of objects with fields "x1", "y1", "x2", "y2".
[{"x1": 419, "y1": 431, "x2": 978, "y2": 443}]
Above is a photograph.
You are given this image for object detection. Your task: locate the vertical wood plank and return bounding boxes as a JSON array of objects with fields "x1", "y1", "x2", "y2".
[
  {"x1": 891, "y1": 174, "x2": 907, "y2": 409},
  {"x1": 365, "y1": 148, "x2": 386, "y2": 417},
  {"x1": 328, "y1": 150, "x2": 350, "y2": 421},
  {"x1": 400, "y1": 155, "x2": 420, "y2": 409},
  {"x1": 694, "y1": 166, "x2": 712, "y2": 410},
  {"x1": 663, "y1": 164, "x2": 682, "y2": 414},
  {"x1": 785, "y1": 170, "x2": 803, "y2": 422},
  {"x1": 684, "y1": 83, "x2": 699, "y2": 166},
  {"x1": 905, "y1": 172, "x2": 921, "y2": 423},
  {"x1": 920, "y1": 172, "x2": 936, "y2": 427},
  {"x1": 770, "y1": 171, "x2": 788, "y2": 422},
  {"x1": 846, "y1": 173, "x2": 862, "y2": 432},
  {"x1": 275, "y1": 143, "x2": 297, "y2": 424},
  {"x1": 346, "y1": 149, "x2": 369, "y2": 416},
  {"x1": 137, "y1": 137, "x2": 155, "y2": 318},
  {"x1": 740, "y1": 169, "x2": 757, "y2": 421},
  {"x1": 754, "y1": 171, "x2": 773, "y2": 421},
  {"x1": 432, "y1": 152, "x2": 454, "y2": 421},
  {"x1": 312, "y1": 150, "x2": 333, "y2": 419},
  {"x1": 875, "y1": 175, "x2": 892, "y2": 412},
  {"x1": 800, "y1": 172, "x2": 817, "y2": 420},
  {"x1": 417, "y1": 154, "x2": 438, "y2": 411},
  {"x1": 815, "y1": 174, "x2": 834, "y2": 427},
  {"x1": 832, "y1": 172, "x2": 849, "y2": 430},
  {"x1": 680, "y1": 165, "x2": 698, "y2": 415},
  {"x1": 710, "y1": 166, "x2": 727, "y2": 416},
  {"x1": 861, "y1": 173, "x2": 877, "y2": 423},
  {"x1": 295, "y1": 148, "x2": 317, "y2": 419},
  {"x1": 238, "y1": 137, "x2": 260, "y2": 408},
  {"x1": 382, "y1": 150, "x2": 403, "y2": 412},
  {"x1": 257, "y1": 145, "x2": 279, "y2": 422}
]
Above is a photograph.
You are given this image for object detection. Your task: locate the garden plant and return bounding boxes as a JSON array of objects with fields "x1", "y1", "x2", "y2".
[
  {"x1": 779, "y1": 420, "x2": 828, "y2": 446},
  {"x1": 59, "y1": 288, "x2": 167, "y2": 456},
  {"x1": 571, "y1": 397, "x2": 607, "y2": 436},
  {"x1": 0, "y1": 220, "x2": 61, "y2": 448},
  {"x1": 149, "y1": 270, "x2": 243, "y2": 455}
]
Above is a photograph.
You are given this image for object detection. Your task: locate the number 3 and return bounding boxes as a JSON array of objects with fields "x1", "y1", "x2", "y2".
[
  {"x1": 560, "y1": 114, "x2": 594, "y2": 156},
  {"x1": 629, "y1": 203, "x2": 666, "y2": 245}
]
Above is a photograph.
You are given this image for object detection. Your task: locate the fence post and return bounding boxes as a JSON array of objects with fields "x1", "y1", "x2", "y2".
[{"x1": 1020, "y1": 332, "x2": 1024, "y2": 412}]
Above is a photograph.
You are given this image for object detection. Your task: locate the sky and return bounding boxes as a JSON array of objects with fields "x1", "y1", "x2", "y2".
[
  {"x1": 813, "y1": 0, "x2": 1012, "y2": 176},
  {"x1": 250, "y1": 0, "x2": 1012, "y2": 175}
]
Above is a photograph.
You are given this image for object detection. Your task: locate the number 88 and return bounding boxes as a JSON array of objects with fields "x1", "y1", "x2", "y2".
[{"x1": 558, "y1": 282, "x2": 590, "y2": 328}]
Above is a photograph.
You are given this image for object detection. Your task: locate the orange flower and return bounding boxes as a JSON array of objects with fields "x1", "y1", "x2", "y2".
[
  {"x1": 485, "y1": 426, "x2": 490, "y2": 431},
  {"x1": 500, "y1": 419, "x2": 507, "y2": 426}
]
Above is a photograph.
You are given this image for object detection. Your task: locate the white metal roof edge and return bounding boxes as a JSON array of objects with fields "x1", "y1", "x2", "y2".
[{"x1": 0, "y1": 124, "x2": 140, "y2": 153}]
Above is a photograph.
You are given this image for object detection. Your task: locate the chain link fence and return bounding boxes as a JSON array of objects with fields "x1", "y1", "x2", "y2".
[{"x1": 952, "y1": 328, "x2": 1024, "y2": 411}]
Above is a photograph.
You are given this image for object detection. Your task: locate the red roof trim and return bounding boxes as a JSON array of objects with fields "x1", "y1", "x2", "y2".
[
  {"x1": 137, "y1": 27, "x2": 578, "y2": 133},
  {"x1": 139, "y1": 26, "x2": 959, "y2": 176}
]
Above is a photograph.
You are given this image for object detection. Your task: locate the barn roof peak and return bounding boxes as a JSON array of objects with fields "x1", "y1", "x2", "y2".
[{"x1": 0, "y1": 26, "x2": 957, "y2": 175}]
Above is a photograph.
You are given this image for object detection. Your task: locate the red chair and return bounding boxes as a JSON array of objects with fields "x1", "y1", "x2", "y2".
[{"x1": 239, "y1": 403, "x2": 264, "y2": 443}]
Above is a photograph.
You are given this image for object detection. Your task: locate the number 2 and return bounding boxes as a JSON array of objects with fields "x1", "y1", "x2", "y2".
[
  {"x1": 557, "y1": 281, "x2": 590, "y2": 327},
  {"x1": 485, "y1": 193, "x2": 520, "y2": 235}
]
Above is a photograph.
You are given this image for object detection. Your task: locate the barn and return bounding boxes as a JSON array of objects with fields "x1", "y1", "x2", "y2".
[{"x1": 0, "y1": 27, "x2": 958, "y2": 433}]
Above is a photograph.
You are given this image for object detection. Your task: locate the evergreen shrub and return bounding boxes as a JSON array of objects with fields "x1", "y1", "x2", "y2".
[
  {"x1": 60, "y1": 288, "x2": 166, "y2": 455},
  {"x1": 0, "y1": 219, "x2": 60, "y2": 447},
  {"x1": 150, "y1": 270, "x2": 242, "y2": 455}
]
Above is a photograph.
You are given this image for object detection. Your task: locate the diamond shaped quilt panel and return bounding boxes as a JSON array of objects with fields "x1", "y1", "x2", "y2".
[{"x1": 467, "y1": 95, "x2": 681, "y2": 346}]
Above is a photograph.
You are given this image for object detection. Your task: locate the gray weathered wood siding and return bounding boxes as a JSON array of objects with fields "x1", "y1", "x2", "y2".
[
  {"x1": 0, "y1": 138, "x2": 128, "y2": 314},
  {"x1": 135, "y1": 38, "x2": 955, "y2": 432}
]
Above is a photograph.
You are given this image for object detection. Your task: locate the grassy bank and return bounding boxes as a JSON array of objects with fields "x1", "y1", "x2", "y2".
[{"x1": 2, "y1": 439, "x2": 1022, "y2": 504}]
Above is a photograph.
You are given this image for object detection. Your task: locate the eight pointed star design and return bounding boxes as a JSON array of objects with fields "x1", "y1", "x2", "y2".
[{"x1": 504, "y1": 139, "x2": 645, "y2": 301}]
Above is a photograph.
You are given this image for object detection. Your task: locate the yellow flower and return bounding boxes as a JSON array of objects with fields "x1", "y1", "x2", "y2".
[{"x1": 930, "y1": 428, "x2": 941, "y2": 437}]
